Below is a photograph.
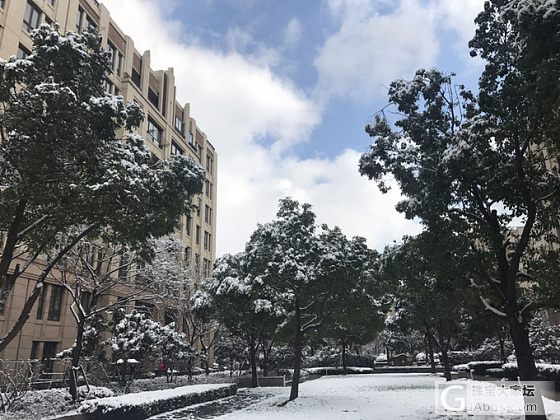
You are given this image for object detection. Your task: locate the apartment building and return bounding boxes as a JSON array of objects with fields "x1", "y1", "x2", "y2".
[{"x1": 0, "y1": 0, "x2": 217, "y2": 371}]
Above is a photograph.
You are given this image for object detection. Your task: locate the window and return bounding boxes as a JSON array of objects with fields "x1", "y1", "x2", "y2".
[
  {"x1": 36, "y1": 284, "x2": 48, "y2": 319},
  {"x1": 204, "y1": 205, "x2": 212, "y2": 225},
  {"x1": 148, "y1": 88, "x2": 159, "y2": 109},
  {"x1": 196, "y1": 198, "x2": 201, "y2": 217},
  {"x1": 174, "y1": 116, "x2": 184, "y2": 134},
  {"x1": 23, "y1": 1, "x2": 41, "y2": 33},
  {"x1": 103, "y1": 79, "x2": 113, "y2": 94},
  {"x1": 171, "y1": 141, "x2": 184, "y2": 156},
  {"x1": 205, "y1": 180, "x2": 212, "y2": 199},
  {"x1": 85, "y1": 16, "x2": 96, "y2": 31},
  {"x1": 76, "y1": 7, "x2": 84, "y2": 32},
  {"x1": 188, "y1": 132, "x2": 194, "y2": 147},
  {"x1": 197, "y1": 145, "x2": 203, "y2": 163},
  {"x1": 194, "y1": 254, "x2": 200, "y2": 272},
  {"x1": 0, "y1": 0, "x2": 5, "y2": 9},
  {"x1": 184, "y1": 246, "x2": 191, "y2": 265},
  {"x1": 118, "y1": 254, "x2": 129, "y2": 281},
  {"x1": 42, "y1": 342, "x2": 58, "y2": 376},
  {"x1": 186, "y1": 214, "x2": 192, "y2": 236},
  {"x1": 47, "y1": 285, "x2": 64, "y2": 321},
  {"x1": 106, "y1": 42, "x2": 123, "y2": 75},
  {"x1": 131, "y1": 68, "x2": 141, "y2": 87},
  {"x1": 195, "y1": 225, "x2": 200, "y2": 245},
  {"x1": 206, "y1": 155, "x2": 213, "y2": 175},
  {"x1": 204, "y1": 231, "x2": 211, "y2": 252},
  {"x1": 30, "y1": 341, "x2": 40, "y2": 360},
  {"x1": 147, "y1": 118, "x2": 163, "y2": 147},
  {"x1": 80, "y1": 291, "x2": 92, "y2": 314},
  {"x1": 115, "y1": 52, "x2": 123, "y2": 77},
  {"x1": 202, "y1": 259, "x2": 210, "y2": 278},
  {"x1": 49, "y1": 0, "x2": 55, "y2": 6}
]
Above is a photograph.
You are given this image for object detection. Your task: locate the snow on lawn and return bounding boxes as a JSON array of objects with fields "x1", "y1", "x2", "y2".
[{"x1": 152, "y1": 374, "x2": 560, "y2": 420}]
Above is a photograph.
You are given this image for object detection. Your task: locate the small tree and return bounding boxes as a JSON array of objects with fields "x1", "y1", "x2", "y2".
[
  {"x1": 193, "y1": 252, "x2": 279, "y2": 387},
  {"x1": 109, "y1": 310, "x2": 192, "y2": 391}
]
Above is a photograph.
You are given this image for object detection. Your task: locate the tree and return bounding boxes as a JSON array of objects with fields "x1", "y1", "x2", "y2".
[
  {"x1": 244, "y1": 198, "x2": 376, "y2": 401},
  {"x1": 359, "y1": 2, "x2": 560, "y2": 416},
  {"x1": 193, "y1": 252, "x2": 280, "y2": 387},
  {"x1": 319, "y1": 230, "x2": 385, "y2": 374},
  {"x1": 55, "y1": 236, "x2": 194, "y2": 400},
  {"x1": 0, "y1": 25, "x2": 205, "y2": 352},
  {"x1": 381, "y1": 230, "x2": 479, "y2": 380},
  {"x1": 109, "y1": 309, "x2": 193, "y2": 392}
]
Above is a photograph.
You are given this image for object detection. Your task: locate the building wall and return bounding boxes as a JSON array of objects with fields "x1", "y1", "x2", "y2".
[{"x1": 0, "y1": 0, "x2": 217, "y2": 366}]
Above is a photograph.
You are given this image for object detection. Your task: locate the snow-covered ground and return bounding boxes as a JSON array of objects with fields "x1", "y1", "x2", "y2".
[{"x1": 150, "y1": 374, "x2": 560, "y2": 420}]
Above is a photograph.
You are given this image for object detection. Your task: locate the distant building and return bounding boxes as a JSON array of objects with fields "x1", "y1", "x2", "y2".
[{"x1": 0, "y1": 0, "x2": 217, "y2": 374}]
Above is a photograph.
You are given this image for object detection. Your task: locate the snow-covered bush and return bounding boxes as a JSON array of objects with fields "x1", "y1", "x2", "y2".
[
  {"x1": 109, "y1": 310, "x2": 193, "y2": 391},
  {"x1": 529, "y1": 317, "x2": 560, "y2": 363}
]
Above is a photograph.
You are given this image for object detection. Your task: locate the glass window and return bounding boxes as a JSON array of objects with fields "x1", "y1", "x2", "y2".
[
  {"x1": 205, "y1": 180, "x2": 212, "y2": 199},
  {"x1": 103, "y1": 79, "x2": 112, "y2": 94},
  {"x1": 147, "y1": 118, "x2": 163, "y2": 148},
  {"x1": 23, "y1": 1, "x2": 42, "y2": 33},
  {"x1": 204, "y1": 205, "x2": 212, "y2": 225},
  {"x1": 204, "y1": 231, "x2": 211, "y2": 251},
  {"x1": 76, "y1": 7, "x2": 84, "y2": 32},
  {"x1": 47, "y1": 285, "x2": 64, "y2": 321},
  {"x1": 206, "y1": 155, "x2": 213, "y2": 174},
  {"x1": 36, "y1": 284, "x2": 48, "y2": 319},
  {"x1": 171, "y1": 141, "x2": 184, "y2": 156},
  {"x1": 174, "y1": 116, "x2": 184, "y2": 134},
  {"x1": 186, "y1": 214, "x2": 192, "y2": 236},
  {"x1": 195, "y1": 225, "x2": 200, "y2": 245}
]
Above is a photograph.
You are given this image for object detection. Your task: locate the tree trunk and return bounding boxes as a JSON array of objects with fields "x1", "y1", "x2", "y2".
[
  {"x1": 440, "y1": 347, "x2": 451, "y2": 381},
  {"x1": 289, "y1": 302, "x2": 303, "y2": 401},
  {"x1": 341, "y1": 340, "x2": 347, "y2": 375},
  {"x1": 507, "y1": 314, "x2": 546, "y2": 420},
  {"x1": 69, "y1": 322, "x2": 85, "y2": 401},
  {"x1": 249, "y1": 337, "x2": 259, "y2": 388},
  {"x1": 425, "y1": 326, "x2": 436, "y2": 374},
  {"x1": 261, "y1": 338, "x2": 272, "y2": 377}
]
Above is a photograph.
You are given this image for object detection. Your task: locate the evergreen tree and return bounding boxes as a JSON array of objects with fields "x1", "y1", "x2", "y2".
[
  {"x1": 359, "y1": 2, "x2": 560, "y2": 417},
  {"x1": 0, "y1": 26, "x2": 205, "y2": 352}
]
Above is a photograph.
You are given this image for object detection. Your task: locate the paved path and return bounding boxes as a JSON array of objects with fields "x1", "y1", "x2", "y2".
[{"x1": 148, "y1": 389, "x2": 276, "y2": 419}]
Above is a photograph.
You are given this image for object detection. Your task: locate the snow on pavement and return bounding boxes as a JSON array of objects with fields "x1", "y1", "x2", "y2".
[{"x1": 151, "y1": 373, "x2": 560, "y2": 420}]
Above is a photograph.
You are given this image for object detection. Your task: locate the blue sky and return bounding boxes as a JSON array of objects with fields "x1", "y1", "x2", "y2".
[{"x1": 102, "y1": 0, "x2": 486, "y2": 257}]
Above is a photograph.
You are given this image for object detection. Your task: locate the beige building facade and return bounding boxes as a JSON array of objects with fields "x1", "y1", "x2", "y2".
[{"x1": 0, "y1": 0, "x2": 217, "y2": 372}]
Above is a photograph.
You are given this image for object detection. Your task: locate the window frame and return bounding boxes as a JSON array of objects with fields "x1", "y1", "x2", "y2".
[
  {"x1": 147, "y1": 117, "x2": 163, "y2": 148},
  {"x1": 47, "y1": 285, "x2": 64, "y2": 321},
  {"x1": 23, "y1": 1, "x2": 42, "y2": 33}
]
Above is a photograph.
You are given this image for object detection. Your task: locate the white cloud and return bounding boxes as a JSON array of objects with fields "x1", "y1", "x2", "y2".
[
  {"x1": 314, "y1": 0, "x2": 485, "y2": 104},
  {"x1": 101, "y1": 0, "x2": 422, "y2": 256},
  {"x1": 315, "y1": 0, "x2": 440, "y2": 104}
]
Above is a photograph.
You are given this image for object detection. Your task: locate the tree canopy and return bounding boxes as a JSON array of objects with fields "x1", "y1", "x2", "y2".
[
  {"x1": 359, "y1": 1, "x2": 560, "y2": 417},
  {"x1": 0, "y1": 25, "x2": 205, "y2": 352}
]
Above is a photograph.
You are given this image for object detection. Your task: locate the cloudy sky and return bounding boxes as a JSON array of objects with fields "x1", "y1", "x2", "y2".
[{"x1": 102, "y1": 0, "x2": 486, "y2": 257}]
